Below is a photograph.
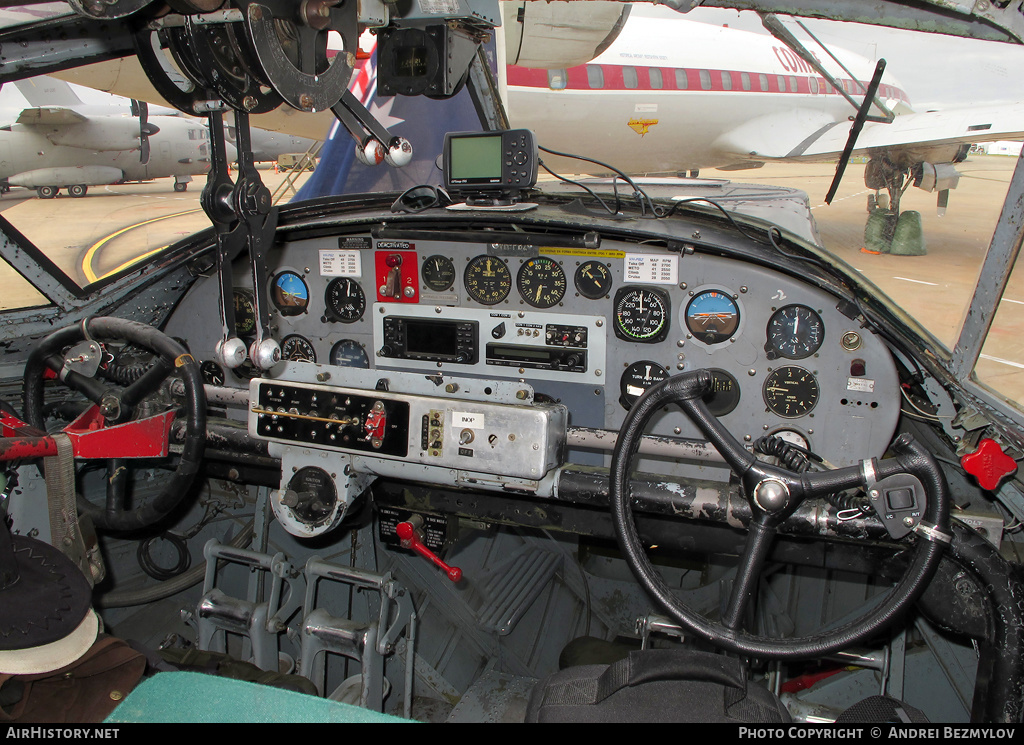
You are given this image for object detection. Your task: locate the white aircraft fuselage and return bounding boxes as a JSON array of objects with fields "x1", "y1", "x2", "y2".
[{"x1": 505, "y1": 17, "x2": 910, "y2": 174}]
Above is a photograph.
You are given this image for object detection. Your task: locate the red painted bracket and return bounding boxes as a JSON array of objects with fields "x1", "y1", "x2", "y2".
[{"x1": 0, "y1": 406, "x2": 175, "y2": 462}]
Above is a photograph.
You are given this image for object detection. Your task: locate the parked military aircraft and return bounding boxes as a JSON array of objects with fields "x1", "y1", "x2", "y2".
[
  {"x1": 0, "y1": 77, "x2": 318, "y2": 198},
  {"x1": 0, "y1": 0, "x2": 1023, "y2": 728}
]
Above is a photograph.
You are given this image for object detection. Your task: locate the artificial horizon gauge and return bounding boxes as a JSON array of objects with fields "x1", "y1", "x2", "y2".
[
  {"x1": 574, "y1": 260, "x2": 613, "y2": 299},
  {"x1": 422, "y1": 254, "x2": 456, "y2": 292},
  {"x1": 464, "y1": 255, "x2": 511, "y2": 305},
  {"x1": 766, "y1": 305, "x2": 824, "y2": 359},
  {"x1": 620, "y1": 361, "x2": 669, "y2": 409},
  {"x1": 325, "y1": 277, "x2": 366, "y2": 323},
  {"x1": 613, "y1": 286, "x2": 670, "y2": 343},
  {"x1": 685, "y1": 290, "x2": 740, "y2": 345},
  {"x1": 517, "y1": 256, "x2": 567, "y2": 308},
  {"x1": 330, "y1": 339, "x2": 369, "y2": 368},
  {"x1": 763, "y1": 365, "x2": 820, "y2": 418},
  {"x1": 281, "y1": 334, "x2": 317, "y2": 363},
  {"x1": 271, "y1": 270, "x2": 309, "y2": 316},
  {"x1": 233, "y1": 290, "x2": 257, "y2": 335}
]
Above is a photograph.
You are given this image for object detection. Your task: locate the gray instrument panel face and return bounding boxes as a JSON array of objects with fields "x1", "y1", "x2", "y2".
[{"x1": 177, "y1": 234, "x2": 899, "y2": 468}]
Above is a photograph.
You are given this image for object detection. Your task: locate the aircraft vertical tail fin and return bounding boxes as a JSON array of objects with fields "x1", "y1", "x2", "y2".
[{"x1": 14, "y1": 76, "x2": 84, "y2": 107}]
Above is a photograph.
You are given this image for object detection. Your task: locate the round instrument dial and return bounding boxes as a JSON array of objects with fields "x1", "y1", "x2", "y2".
[
  {"x1": 325, "y1": 277, "x2": 365, "y2": 323},
  {"x1": 703, "y1": 368, "x2": 741, "y2": 417},
  {"x1": 620, "y1": 361, "x2": 669, "y2": 409},
  {"x1": 200, "y1": 360, "x2": 225, "y2": 386},
  {"x1": 330, "y1": 339, "x2": 369, "y2": 368},
  {"x1": 464, "y1": 255, "x2": 511, "y2": 305},
  {"x1": 271, "y1": 271, "x2": 309, "y2": 316},
  {"x1": 763, "y1": 366, "x2": 820, "y2": 418},
  {"x1": 233, "y1": 290, "x2": 256, "y2": 335},
  {"x1": 281, "y1": 334, "x2": 316, "y2": 363},
  {"x1": 574, "y1": 260, "x2": 613, "y2": 299},
  {"x1": 422, "y1": 254, "x2": 456, "y2": 292},
  {"x1": 685, "y1": 290, "x2": 740, "y2": 345},
  {"x1": 614, "y1": 287, "x2": 670, "y2": 343},
  {"x1": 766, "y1": 305, "x2": 824, "y2": 359},
  {"x1": 517, "y1": 257, "x2": 566, "y2": 308}
]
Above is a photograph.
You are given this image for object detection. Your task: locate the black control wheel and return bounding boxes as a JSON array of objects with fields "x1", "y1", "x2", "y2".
[
  {"x1": 610, "y1": 370, "x2": 951, "y2": 659},
  {"x1": 23, "y1": 318, "x2": 207, "y2": 532}
]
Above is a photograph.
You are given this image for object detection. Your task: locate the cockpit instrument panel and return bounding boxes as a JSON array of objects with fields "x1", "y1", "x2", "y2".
[{"x1": 173, "y1": 234, "x2": 900, "y2": 473}]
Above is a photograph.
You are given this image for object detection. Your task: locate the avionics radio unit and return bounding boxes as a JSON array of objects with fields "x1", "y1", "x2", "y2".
[{"x1": 373, "y1": 305, "x2": 606, "y2": 384}]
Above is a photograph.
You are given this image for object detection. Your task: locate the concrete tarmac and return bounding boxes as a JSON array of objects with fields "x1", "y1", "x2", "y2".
[{"x1": 0, "y1": 155, "x2": 1020, "y2": 406}]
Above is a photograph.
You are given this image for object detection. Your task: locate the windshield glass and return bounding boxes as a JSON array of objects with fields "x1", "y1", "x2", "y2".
[{"x1": 1, "y1": 4, "x2": 1021, "y2": 397}]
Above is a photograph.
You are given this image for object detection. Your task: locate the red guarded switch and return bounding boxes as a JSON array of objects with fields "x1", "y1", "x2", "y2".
[
  {"x1": 961, "y1": 438, "x2": 1018, "y2": 492},
  {"x1": 396, "y1": 518, "x2": 463, "y2": 582},
  {"x1": 374, "y1": 250, "x2": 419, "y2": 302}
]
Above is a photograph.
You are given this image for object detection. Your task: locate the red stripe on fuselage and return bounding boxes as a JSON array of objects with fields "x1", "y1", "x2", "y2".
[{"x1": 506, "y1": 63, "x2": 909, "y2": 103}]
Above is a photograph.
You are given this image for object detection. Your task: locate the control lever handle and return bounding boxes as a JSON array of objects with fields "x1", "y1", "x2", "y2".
[{"x1": 396, "y1": 517, "x2": 462, "y2": 582}]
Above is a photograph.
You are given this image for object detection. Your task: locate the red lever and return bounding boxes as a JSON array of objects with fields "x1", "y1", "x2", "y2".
[
  {"x1": 396, "y1": 519, "x2": 462, "y2": 582},
  {"x1": 961, "y1": 438, "x2": 1018, "y2": 492}
]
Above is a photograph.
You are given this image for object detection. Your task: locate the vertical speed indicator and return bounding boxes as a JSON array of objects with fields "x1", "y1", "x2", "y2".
[{"x1": 613, "y1": 287, "x2": 670, "y2": 343}]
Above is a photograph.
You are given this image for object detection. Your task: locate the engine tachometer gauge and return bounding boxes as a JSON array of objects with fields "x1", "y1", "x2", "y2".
[
  {"x1": 763, "y1": 365, "x2": 820, "y2": 418},
  {"x1": 464, "y1": 255, "x2": 511, "y2": 305},
  {"x1": 325, "y1": 277, "x2": 365, "y2": 323},
  {"x1": 614, "y1": 286, "x2": 670, "y2": 343},
  {"x1": 271, "y1": 271, "x2": 309, "y2": 316},
  {"x1": 766, "y1": 305, "x2": 824, "y2": 360},
  {"x1": 685, "y1": 290, "x2": 740, "y2": 345},
  {"x1": 517, "y1": 257, "x2": 566, "y2": 308}
]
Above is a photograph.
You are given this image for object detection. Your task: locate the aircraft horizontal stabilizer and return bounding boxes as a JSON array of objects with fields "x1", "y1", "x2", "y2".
[{"x1": 16, "y1": 107, "x2": 88, "y2": 126}]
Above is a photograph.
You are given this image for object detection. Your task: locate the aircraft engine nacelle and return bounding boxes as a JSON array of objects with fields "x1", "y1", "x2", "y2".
[
  {"x1": 914, "y1": 162, "x2": 961, "y2": 193},
  {"x1": 502, "y1": 0, "x2": 630, "y2": 68},
  {"x1": 9, "y1": 165, "x2": 124, "y2": 188},
  {"x1": 46, "y1": 119, "x2": 148, "y2": 152}
]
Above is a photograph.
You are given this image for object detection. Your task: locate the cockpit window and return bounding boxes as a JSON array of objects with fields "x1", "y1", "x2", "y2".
[
  {"x1": 976, "y1": 250, "x2": 1024, "y2": 409},
  {"x1": 0, "y1": 256, "x2": 48, "y2": 310}
]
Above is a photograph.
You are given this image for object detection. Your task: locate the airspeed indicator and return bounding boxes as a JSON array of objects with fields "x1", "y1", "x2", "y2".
[{"x1": 614, "y1": 286, "x2": 670, "y2": 343}]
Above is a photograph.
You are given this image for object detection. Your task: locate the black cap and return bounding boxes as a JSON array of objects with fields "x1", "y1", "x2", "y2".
[{"x1": 0, "y1": 518, "x2": 93, "y2": 666}]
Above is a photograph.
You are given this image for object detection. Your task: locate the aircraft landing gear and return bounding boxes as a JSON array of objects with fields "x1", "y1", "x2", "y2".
[
  {"x1": 863, "y1": 157, "x2": 927, "y2": 256},
  {"x1": 174, "y1": 182, "x2": 188, "y2": 193},
  {"x1": 68, "y1": 184, "x2": 88, "y2": 198},
  {"x1": 37, "y1": 185, "x2": 58, "y2": 199}
]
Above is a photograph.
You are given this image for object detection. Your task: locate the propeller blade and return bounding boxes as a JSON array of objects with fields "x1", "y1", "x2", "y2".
[{"x1": 133, "y1": 99, "x2": 152, "y2": 164}]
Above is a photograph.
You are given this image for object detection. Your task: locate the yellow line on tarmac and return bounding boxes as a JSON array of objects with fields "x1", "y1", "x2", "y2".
[{"x1": 82, "y1": 208, "x2": 204, "y2": 283}]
